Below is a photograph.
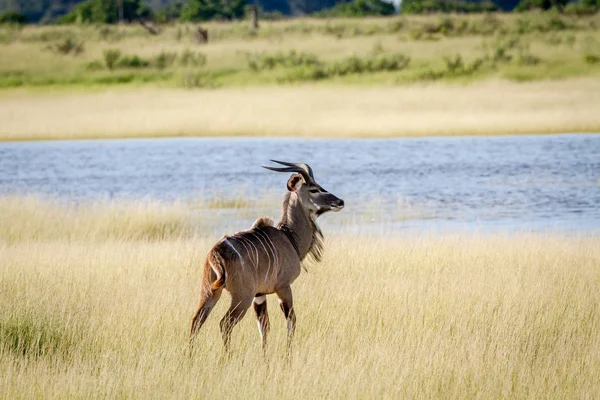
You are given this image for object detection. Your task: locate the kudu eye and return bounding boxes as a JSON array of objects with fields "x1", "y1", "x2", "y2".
[{"x1": 309, "y1": 189, "x2": 320, "y2": 194}]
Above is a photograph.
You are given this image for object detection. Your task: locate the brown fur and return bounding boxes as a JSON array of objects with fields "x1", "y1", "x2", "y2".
[{"x1": 251, "y1": 217, "x2": 274, "y2": 229}]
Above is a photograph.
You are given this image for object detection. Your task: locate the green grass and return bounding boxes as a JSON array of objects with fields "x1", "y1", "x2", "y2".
[{"x1": 0, "y1": 13, "x2": 599, "y2": 90}]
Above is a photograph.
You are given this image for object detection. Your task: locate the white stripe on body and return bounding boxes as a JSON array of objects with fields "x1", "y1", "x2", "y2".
[
  {"x1": 255, "y1": 230, "x2": 279, "y2": 281},
  {"x1": 231, "y1": 237, "x2": 252, "y2": 269},
  {"x1": 239, "y1": 236, "x2": 259, "y2": 268},
  {"x1": 257, "y1": 230, "x2": 279, "y2": 269},
  {"x1": 223, "y1": 239, "x2": 245, "y2": 269},
  {"x1": 251, "y1": 232, "x2": 273, "y2": 281}
]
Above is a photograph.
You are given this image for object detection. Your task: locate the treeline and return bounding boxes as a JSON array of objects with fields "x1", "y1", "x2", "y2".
[{"x1": 1, "y1": 0, "x2": 598, "y2": 25}]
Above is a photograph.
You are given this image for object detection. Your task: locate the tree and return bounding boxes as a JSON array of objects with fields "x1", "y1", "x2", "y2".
[
  {"x1": 0, "y1": 10, "x2": 28, "y2": 24},
  {"x1": 57, "y1": 0, "x2": 151, "y2": 24},
  {"x1": 401, "y1": 0, "x2": 498, "y2": 13},
  {"x1": 180, "y1": 0, "x2": 247, "y2": 21},
  {"x1": 155, "y1": 1, "x2": 183, "y2": 23},
  {"x1": 514, "y1": 0, "x2": 568, "y2": 10},
  {"x1": 317, "y1": 0, "x2": 395, "y2": 16}
]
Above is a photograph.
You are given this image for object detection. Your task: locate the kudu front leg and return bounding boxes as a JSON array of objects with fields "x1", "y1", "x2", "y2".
[
  {"x1": 253, "y1": 295, "x2": 270, "y2": 353},
  {"x1": 276, "y1": 286, "x2": 296, "y2": 351}
]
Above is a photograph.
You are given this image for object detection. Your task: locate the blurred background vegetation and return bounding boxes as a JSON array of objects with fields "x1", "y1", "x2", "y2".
[
  {"x1": 1, "y1": 0, "x2": 598, "y2": 25},
  {"x1": 0, "y1": 0, "x2": 598, "y2": 90}
]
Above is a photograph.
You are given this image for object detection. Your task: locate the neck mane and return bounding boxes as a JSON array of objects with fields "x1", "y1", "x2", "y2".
[{"x1": 277, "y1": 192, "x2": 323, "y2": 263}]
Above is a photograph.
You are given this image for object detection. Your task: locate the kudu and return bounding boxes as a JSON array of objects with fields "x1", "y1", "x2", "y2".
[{"x1": 189, "y1": 160, "x2": 344, "y2": 353}]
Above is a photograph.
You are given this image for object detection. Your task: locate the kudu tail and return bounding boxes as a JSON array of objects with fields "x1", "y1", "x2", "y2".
[
  {"x1": 208, "y1": 248, "x2": 227, "y2": 290},
  {"x1": 189, "y1": 248, "x2": 227, "y2": 344}
]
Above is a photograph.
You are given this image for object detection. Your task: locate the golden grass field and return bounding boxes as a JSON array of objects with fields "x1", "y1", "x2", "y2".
[
  {"x1": 1, "y1": 197, "x2": 599, "y2": 398},
  {"x1": 1, "y1": 78, "x2": 600, "y2": 141}
]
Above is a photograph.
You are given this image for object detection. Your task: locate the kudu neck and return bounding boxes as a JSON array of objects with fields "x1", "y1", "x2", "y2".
[{"x1": 278, "y1": 192, "x2": 318, "y2": 260}]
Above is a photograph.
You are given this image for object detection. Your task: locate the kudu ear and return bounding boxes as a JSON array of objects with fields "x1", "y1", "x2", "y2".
[{"x1": 287, "y1": 173, "x2": 304, "y2": 192}]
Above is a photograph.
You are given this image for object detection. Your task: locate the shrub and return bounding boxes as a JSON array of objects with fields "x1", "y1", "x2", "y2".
[
  {"x1": 387, "y1": 19, "x2": 405, "y2": 34},
  {"x1": 181, "y1": 71, "x2": 217, "y2": 88},
  {"x1": 96, "y1": 26, "x2": 124, "y2": 41},
  {"x1": 564, "y1": 2, "x2": 598, "y2": 15},
  {"x1": 329, "y1": 53, "x2": 411, "y2": 76},
  {"x1": 418, "y1": 54, "x2": 484, "y2": 81},
  {"x1": 401, "y1": 0, "x2": 498, "y2": 13},
  {"x1": 517, "y1": 51, "x2": 541, "y2": 65},
  {"x1": 515, "y1": 0, "x2": 569, "y2": 11},
  {"x1": 0, "y1": 10, "x2": 27, "y2": 25},
  {"x1": 483, "y1": 36, "x2": 520, "y2": 65},
  {"x1": 584, "y1": 54, "x2": 600, "y2": 64},
  {"x1": 281, "y1": 52, "x2": 411, "y2": 82},
  {"x1": 86, "y1": 60, "x2": 104, "y2": 71},
  {"x1": 118, "y1": 54, "x2": 151, "y2": 68},
  {"x1": 245, "y1": 50, "x2": 321, "y2": 71},
  {"x1": 153, "y1": 51, "x2": 177, "y2": 69},
  {"x1": 179, "y1": 49, "x2": 207, "y2": 67},
  {"x1": 517, "y1": 13, "x2": 572, "y2": 34},
  {"x1": 516, "y1": 42, "x2": 541, "y2": 65},
  {"x1": 316, "y1": 0, "x2": 395, "y2": 17},
  {"x1": 46, "y1": 37, "x2": 84, "y2": 56},
  {"x1": 103, "y1": 49, "x2": 122, "y2": 70},
  {"x1": 444, "y1": 54, "x2": 465, "y2": 74},
  {"x1": 58, "y1": 0, "x2": 153, "y2": 24}
]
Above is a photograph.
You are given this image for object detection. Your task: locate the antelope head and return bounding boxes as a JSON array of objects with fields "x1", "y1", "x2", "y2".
[{"x1": 263, "y1": 160, "x2": 345, "y2": 217}]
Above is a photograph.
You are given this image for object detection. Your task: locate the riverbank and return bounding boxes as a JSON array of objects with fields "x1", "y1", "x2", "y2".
[{"x1": 1, "y1": 78, "x2": 599, "y2": 141}]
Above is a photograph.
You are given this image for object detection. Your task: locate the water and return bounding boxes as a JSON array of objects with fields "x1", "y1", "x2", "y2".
[{"x1": 1, "y1": 134, "x2": 599, "y2": 232}]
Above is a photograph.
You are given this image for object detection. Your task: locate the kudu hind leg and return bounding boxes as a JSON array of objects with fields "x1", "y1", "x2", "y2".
[
  {"x1": 253, "y1": 295, "x2": 270, "y2": 352},
  {"x1": 276, "y1": 286, "x2": 296, "y2": 350},
  {"x1": 190, "y1": 287, "x2": 223, "y2": 343},
  {"x1": 220, "y1": 296, "x2": 252, "y2": 352}
]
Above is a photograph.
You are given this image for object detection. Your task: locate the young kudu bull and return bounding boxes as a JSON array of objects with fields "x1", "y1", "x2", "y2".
[{"x1": 189, "y1": 160, "x2": 344, "y2": 352}]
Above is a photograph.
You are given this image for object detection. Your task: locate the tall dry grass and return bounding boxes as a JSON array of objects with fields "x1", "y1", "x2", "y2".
[
  {"x1": 1, "y1": 78, "x2": 600, "y2": 141},
  {"x1": 1, "y1": 197, "x2": 599, "y2": 398}
]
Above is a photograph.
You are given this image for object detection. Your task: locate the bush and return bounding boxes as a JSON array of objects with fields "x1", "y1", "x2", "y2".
[
  {"x1": 329, "y1": 53, "x2": 411, "y2": 76},
  {"x1": 179, "y1": 49, "x2": 207, "y2": 67},
  {"x1": 515, "y1": 0, "x2": 572, "y2": 11},
  {"x1": 153, "y1": 51, "x2": 177, "y2": 69},
  {"x1": 155, "y1": 2, "x2": 184, "y2": 24},
  {"x1": 584, "y1": 54, "x2": 600, "y2": 64},
  {"x1": 0, "y1": 10, "x2": 27, "y2": 25},
  {"x1": 401, "y1": 0, "x2": 498, "y2": 13},
  {"x1": 45, "y1": 38, "x2": 84, "y2": 56},
  {"x1": 245, "y1": 50, "x2": 321, "y2": 71},
  {"x1": 515, "y1": 42, "x2": 541, "y2": 65},
  {"x1": 316, "y1": 0, "x2": 395, "y2": 17},
  {"x1": 407, "y1": 15, "x2": 502, "y2": 40},
  {"x1": 103, "y1": 49, "x2": 122, "y2": 70},
  {"x1": 418, "y1": 54, "x2": 484, "y2": 81},
  {"x1": 180, "y1": 0, "x2": 246, "y2": 22},
  {"x1": 280, "y1": 52, "x2": 411, "y2": 82},
  {"x1": 86, "y1": 60, "x2": 104, "y2": 71},
  {"x1": 58, "y1": 0, "x2": 152, "y2": 24},
  {"x1": 181, "y1": 71, "x2": 218, "y2": 88},
  {"x1": 118, "y1": 54, "x2": 151, "y2": 68},
  {"x1": 564, "y1": 2, "x2": 598, "y2": 15},
  {"x1": 516, "y1": 13, "x2": 573, "y2": 34}
]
